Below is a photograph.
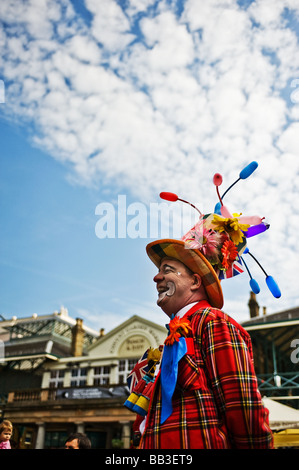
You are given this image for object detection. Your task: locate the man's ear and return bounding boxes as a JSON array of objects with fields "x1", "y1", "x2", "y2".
[{"x1": 190, "y1": 273, "x2": 202, "y2": 290}]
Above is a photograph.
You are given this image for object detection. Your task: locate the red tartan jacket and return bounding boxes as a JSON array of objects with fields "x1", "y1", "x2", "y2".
[{"x1": 139, "y1": 301, "x2": 273, "y2": 449}]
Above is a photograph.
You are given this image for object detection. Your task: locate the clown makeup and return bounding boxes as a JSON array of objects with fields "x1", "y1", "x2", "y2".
[
  {"x1": 158, "y1": 263, "x2": 182, "y2": 276},
  {"x1": 157, "y1": 281, "x2": 176, "y2": 305},
  {"x1": 155, "y1": 263, "x2": 181, "y2": 306},
  {"x1": 153, "y1": 259, "x2": 200, "y2": 316}
]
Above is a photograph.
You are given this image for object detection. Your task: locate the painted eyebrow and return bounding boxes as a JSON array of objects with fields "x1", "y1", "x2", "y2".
[{"x1": 159, "y1": 264, "x2": 176, "y2": 272}]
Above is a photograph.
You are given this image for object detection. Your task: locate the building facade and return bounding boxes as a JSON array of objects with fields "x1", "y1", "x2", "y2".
[
  {"x1": 1, "y1": 295, "x2": 299, "y2": 448},
  {"x1": 244, "y1": 293, "x2": 299, "y2": 409},
  {"x1": 0, "y1": 309, "x2": 167, "y2": 449}
]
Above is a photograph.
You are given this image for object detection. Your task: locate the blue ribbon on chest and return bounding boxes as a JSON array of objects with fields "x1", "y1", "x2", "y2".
[{"x1": 160, "y1": 336, "x2": 187, "y2": 424}]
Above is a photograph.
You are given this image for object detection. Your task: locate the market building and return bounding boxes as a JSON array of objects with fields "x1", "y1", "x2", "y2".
[
  {"x1": 244, "y1": 293, "x2": 299, "y2": 448},
  {"x1": 0, "y1": 307, "x2": 166, "y2": 449},
  {"x1": 245, "y1": 292, "x2": 299, "y2": 407},
  {"x1": 1, "y1": 295, "x2": 299, "y2": 449}
]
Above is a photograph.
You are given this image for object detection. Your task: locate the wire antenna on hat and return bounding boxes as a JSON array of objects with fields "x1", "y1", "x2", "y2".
[
  {"x1": 212, "y1": 163, "x2": 281, "y2": 299},
  {"x1": 160, "y1": 192, "x2": 203, "y2": 216},
  {"x1": 158, "y1": 162, "x2": 281, "y2": 300},
  {"x1": 221, "y1": 161, "x2": 258, "y2": 200},
  {"x1": 214, "y1": 161, "x2": 258, "y2": 215},
  {"x1": 213, "y1": 164, "x2": 269, "y2": 237},
  {"x1": 243, "y1": 248, "x2": 281, "y2": 298},
  {"x1": 239, "y1": 255, "x2": 260, "y2": 294}
]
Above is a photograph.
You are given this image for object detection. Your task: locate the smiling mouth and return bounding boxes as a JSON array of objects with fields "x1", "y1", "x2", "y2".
[{"x1": 157, "y1": 281, "x2": 175, "y2": 305}]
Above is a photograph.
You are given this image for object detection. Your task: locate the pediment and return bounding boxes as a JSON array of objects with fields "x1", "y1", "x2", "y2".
[{"x1": 88, "y1": 315, "x2": 167, "y2": 359}]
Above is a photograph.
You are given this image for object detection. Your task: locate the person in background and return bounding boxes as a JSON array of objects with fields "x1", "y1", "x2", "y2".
[
  {"x1": 0, "y1": 420, "x2": 13, "y2": 449},
  {"x1": 64, "y1": 432, "x2": 91, "y2": 449}
]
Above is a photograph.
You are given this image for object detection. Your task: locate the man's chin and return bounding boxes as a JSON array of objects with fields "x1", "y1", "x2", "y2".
[
  {"x1": 157, "y1": 290, "x2": 168, "y2": 306},
  {"x1": 157, "y1": 296, "x2": 173, "y2": 317}
]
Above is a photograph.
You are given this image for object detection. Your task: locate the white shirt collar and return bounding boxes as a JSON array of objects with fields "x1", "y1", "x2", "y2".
[{"x1": 175, "y1": 302, "x2": 199, "y2": 319}]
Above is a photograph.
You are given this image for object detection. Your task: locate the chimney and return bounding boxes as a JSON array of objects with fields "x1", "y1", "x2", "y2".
[
  {"x1": 99, "y1": 328, "x2": 105, "y2": 337},
  {"x1": 71, "y1": 318, "x2": 84, "y2": 357},
  {"x1": 248, "y1": 292, "x2": 259, "y2": 318},
  {"x1": 263, "y1": 306, "x2": 267, "y2": 316}
]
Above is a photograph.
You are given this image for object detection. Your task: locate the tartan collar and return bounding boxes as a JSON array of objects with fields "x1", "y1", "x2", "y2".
[
  {"x1": 173, "y1": 300, "x2": 212, "y2": 320},
  {"x1": 182, "y1": 300, "x2": 211, "y2": 319}
]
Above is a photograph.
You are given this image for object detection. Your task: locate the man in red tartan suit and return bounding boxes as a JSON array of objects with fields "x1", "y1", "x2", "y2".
[
  {"x1": 137, "y1": 247, "x2": 273, "y2": 449},
  {"x1": 130, "y1": 189, "x2": 275, "y2": 448}
]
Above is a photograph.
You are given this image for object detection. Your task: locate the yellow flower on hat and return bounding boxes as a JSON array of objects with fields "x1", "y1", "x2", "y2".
[{"x1": 211, "y1": 214, "x2": 250, "y2": 245}]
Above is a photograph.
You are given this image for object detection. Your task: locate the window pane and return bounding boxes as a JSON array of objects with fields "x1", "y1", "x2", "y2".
[{"x1": 129, "y1": 359, "x2": 137, "y2": 369}]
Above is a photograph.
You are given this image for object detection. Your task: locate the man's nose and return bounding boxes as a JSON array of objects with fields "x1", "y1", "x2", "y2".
[{"x1": 153, "y1": 271, "x2": 164, "y2": 283}]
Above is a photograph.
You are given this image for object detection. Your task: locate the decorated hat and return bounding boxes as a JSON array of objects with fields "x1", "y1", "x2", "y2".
[{"x1": 146, "y1": 161, "x2": 281, "y2": 309}]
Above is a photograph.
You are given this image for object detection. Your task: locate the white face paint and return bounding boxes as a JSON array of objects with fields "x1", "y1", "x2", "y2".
[
  {"x1": 154, "y1": 259, "x2": 199, "y2": 316},
  {"x1": 157, "y1": 281, "x2": 176, "y2": 305}
]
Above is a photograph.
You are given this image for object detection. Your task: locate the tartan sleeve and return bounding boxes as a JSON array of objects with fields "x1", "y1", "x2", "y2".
[{"x1": 201, "y1": 316, "x2": 273, "y2": 449}]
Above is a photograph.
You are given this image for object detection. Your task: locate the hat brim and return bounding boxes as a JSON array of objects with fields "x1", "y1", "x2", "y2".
[{"x1": 146, "y1": 239, "x2": 224, "y2": 309}]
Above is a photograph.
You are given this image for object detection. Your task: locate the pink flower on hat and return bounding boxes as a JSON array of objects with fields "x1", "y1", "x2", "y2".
[{"x1": 182, "y1": 218, "x2": 222, "y2": 258}]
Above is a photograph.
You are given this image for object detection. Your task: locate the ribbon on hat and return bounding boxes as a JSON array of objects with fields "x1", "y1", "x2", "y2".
[{"x1": 160, "y1": 336, "x2": 187, "y2": 424}]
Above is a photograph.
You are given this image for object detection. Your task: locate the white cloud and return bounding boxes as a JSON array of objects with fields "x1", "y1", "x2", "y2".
[
  {"x1": 86, "y1": 0, "x2": 135, "y2": 51},
  {"x1": 140, "y1": 11, "x2": 194, "y2": 68},
  {"x1": 248, "y1": 0, "x2": 286, "y2": 27},
  {"x1": 126, "y1": 0, "x2": 157, "y2": 16},
  {"x1": 0, "y1": 0, "x2": 299, "y2": 318},
  {"x1": 277, "y1": 122, "x2": 299, "y2": 154},
  {"x1": 65, "y1": 35, "x2": 102, "y2": 63}
]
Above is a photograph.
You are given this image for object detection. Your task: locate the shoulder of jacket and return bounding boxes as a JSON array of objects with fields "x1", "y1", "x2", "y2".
[{"x1": 191, "y1": 307, "x2": 250, "y2": 339}]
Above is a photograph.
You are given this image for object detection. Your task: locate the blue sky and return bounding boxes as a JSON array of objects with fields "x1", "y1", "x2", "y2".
[{"x1": 0, "y1": 0, "x2": 299, "y2": 333}]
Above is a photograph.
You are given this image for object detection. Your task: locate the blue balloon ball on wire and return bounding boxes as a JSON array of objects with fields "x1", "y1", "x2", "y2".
[
  {"x1": 250, "y1": 278, "x2": 260, "y2": 294},
  {"x1": 266, "y1": 276, "x2": 281, "y2": 298},
  {"x1": 239, "y1": 161, "x2": 258, "y2": 179}
]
